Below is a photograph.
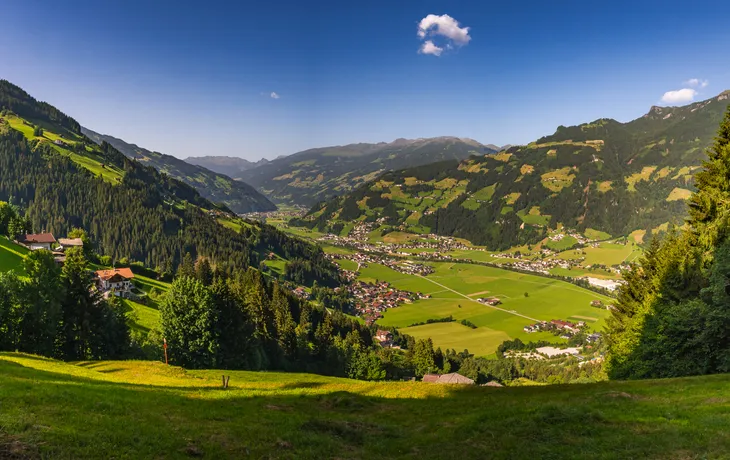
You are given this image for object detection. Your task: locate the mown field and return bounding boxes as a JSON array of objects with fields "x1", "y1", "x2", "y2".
[
  {"x1": 2, "y1": 352, "x2": 729, "y2": 459},
  {"x1": 363, "y1": 262, "x2": 612, "y2": 356}
]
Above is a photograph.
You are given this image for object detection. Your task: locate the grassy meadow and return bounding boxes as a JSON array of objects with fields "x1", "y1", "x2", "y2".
[
  {"x1": 0, "y1": 236, "x2": 27, "y2": 272},
  {"x1": 361, "y1": 262, "x2": 611, "y2": 355},
  {"x1": 2, "y1": 352, "x2": 729, "y2": 459}
]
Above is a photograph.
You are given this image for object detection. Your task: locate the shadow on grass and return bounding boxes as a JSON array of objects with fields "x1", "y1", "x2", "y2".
[
  {"x1": 279, "y1": 381, "x2": 325, "y2": 390},
  {"x1": 2, "y1": 355, "x2": 730, "y2": 459}
]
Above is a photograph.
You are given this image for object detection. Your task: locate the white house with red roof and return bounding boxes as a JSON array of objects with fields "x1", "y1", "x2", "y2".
[{"x1": 95, "y1": 268, "x2": 135, "y2": 298}]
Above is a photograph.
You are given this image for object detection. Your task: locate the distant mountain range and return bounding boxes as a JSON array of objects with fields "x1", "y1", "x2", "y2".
[
  {"x1": 295, "y1": 91, "x2": 730, "y2": 249},
  {"x1": 225, "y1": 137, "x2": 496, "y2": 206},
  {"x1": 82, "y1": 129, "x2": 275, "y2": 214},
  {"x1": 184, "y1": 156, "x2": 270, "y2": 177}
]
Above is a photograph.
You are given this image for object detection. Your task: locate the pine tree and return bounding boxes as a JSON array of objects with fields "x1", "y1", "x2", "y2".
[
  {"x1": 18, "y1": 250, "x2": 64, "y2": 356},
  {"x1": 177, "y1": 252, "x2": 195, "y2": 279},
  {"x1": 195, "y1": 257, "x2": 213, "y2": 285}
]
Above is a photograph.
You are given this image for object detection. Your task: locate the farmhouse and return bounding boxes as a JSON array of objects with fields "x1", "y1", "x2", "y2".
[
  {"x1": 292, "y1": 287, "x2": 310, "y2": 299},
  {"x1": 58, "y1": 238, "x2": 84, "y2": 250},
  {"x1": 422, "y1": 373, "x2": 475, "y2": 385},
  {"x1": 551, "y1": 319, "x2": 578, "y2": 332},
  {"x1": 95, "y1": 268, "x2": 135, "y2": 298},
  {"x1": 477, "y1": 297, "x2": 502, "y2": 306},
  {"x1": 375, "y1": 330, "x2": 393, "y2": 343},
  {"x1": 17, "y1": 233, "x2": 57, "y2": 251}
]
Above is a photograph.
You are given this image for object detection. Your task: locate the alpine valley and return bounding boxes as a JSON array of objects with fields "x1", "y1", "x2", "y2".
[
  {"x1": 233, "y1": 137, "x2": 497, "y2": 206},
  {"x1": 294, "y1": 92, "x2": 730, "y2": 249}
]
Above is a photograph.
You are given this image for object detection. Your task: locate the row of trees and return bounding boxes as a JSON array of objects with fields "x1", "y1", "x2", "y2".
[
  {"x1": 159, "y1": 262, "x2": 462, "y2": 380},
  {"x1": 0, "y1": 248, "x2": 130, "y2": 360}
]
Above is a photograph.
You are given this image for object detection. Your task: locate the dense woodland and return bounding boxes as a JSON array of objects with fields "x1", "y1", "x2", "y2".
[
  {"x1": 0, "y1": 125, "x2": 339, "y2": 285},
  {"x1": 606, "y1": 106, "x2": 730, "y2": 379}
]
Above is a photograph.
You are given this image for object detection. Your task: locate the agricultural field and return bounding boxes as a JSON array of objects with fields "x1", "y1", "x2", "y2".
[
  {"x1": 552, "y1": 241, "x2": 642, "y2": 267},
  {"x1": 400, "y1": 321, "x2": 510, "y2": 357},
  {"x1": 364, "y1": 262, "x2": 612, "y2": 355},
  {"x1": 0, "y1": 236, "x2": 27, "y2": 273},
  {"x1": 3, "y1": 352, "x2": 729, "y2": 459}
]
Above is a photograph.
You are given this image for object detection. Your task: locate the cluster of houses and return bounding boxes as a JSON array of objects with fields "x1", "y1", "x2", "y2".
[
  {"x1": 327, "y1": 252, "x2": 435, "y2": 277},
  {"x1": 15, "y1": 233, "x2": 137, "y2": 299},
  {"x1": 348, "y1": 281, "x2": 427, "y2": 325},
  {"x1": 318, "y1": 222, "x2": 472, "y2": 260},
  {"x1": 522, "y1": 319, "x2": 585, "y2": 338},
  {"x1": 16, "y1": 232, "x2": 83, "y2": 265}
]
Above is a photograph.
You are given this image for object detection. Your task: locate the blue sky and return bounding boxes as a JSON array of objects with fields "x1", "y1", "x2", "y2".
[{"x1": 2, "y1": 0, "x2": 729, "y2": 160}]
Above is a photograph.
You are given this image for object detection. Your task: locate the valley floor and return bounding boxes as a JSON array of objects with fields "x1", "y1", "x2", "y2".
[{"x1": 1, "y1": 353, "x2": 729, "y2": 459}]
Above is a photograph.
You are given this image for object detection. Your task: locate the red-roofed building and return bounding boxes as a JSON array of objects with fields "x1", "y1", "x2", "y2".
[
  {"x1": 95, "y1": 268, "x2": 135, "y2": 298},
  {"x1": 17, "y1": 233, "x2": 57, "y2": 251}
]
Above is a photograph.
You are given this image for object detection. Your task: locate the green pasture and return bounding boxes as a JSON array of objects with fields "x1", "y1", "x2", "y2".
[
  {"x1": 0, "y1": 236, "x2": 27, "y2": 273},
  {"x1": 367, "y1": 262, "x2": 612, "y2": 355},
  {"x1": 399, "y1": 322, "x2": 509, "y2": 357},
  {"x1": 3, "y1": 353, "x2": 730, "y2": 459}
]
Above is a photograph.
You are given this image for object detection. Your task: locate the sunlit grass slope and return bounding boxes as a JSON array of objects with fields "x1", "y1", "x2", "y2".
[{"x1": 1, "y1": 352, "x2": 729, "y2": 459}]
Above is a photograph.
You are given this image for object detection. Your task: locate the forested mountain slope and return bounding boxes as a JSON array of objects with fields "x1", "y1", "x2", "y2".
[
  {"x1": 236, "y1": 137, "x2": 496, "y2": 206},
  {"x1": 0, "y1": 80, "x2": 338, "y2": 284},
  {"x1": 298, "y1": 92, "x2": 730, "y2": 249},
  {"x1": 184, "y1": 155, "x2": 269, "y2": 176},
  {"x1": 82, "y1": 128, "x2": 275, "y2": 214}
]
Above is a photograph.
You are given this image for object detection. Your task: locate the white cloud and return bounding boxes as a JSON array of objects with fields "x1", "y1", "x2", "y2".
[
  {"x1": 419, "y1": 40, "x2": 444, "y2": 56},
  {"x1": 661, "y1": 88, "x2": 698, "y2": 104},
  {"x1": 417, "y1": 14, "x2": 470, "y2": 56},
  {"x1": 685, "y1": 78, "x2": 709, "y2": 88},
  {"x1": 270, "y1": 92, "x2": 280, "y2": 99}
]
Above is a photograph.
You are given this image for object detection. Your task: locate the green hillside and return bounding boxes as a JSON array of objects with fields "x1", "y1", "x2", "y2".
[
  {"x1": 1, "y1": 352, "x2": 729, "y2": 459},
  {"x1": 298, "y1": 92, "x2": 730, "y2": 249},
  {"x1": 0, "y1": 80, "x2": 339, "y2": 283},
  {"x1": 237, "y1": 137, "x2": 496, "y2": 206},
  {"x1": 82, "y1": 128, "x2": 276, "y2": 214},
  {"x1": 0, "y1": 236, "x2": 26, "y2": 273}
]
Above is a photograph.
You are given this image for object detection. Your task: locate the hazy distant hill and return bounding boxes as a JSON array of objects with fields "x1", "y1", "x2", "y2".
[
  {"x1": 82, "y1": 129, "x2": 276, "y2": 214},
  {"x1": 185, "y1": 155, "x2": 269, "y2": 177},
  {"x1": 296, "y1": 91, "x2": 730, "y2": 249},
  {"x1": 233, "y1": 137, "x2": 496, "y2": 206}
]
